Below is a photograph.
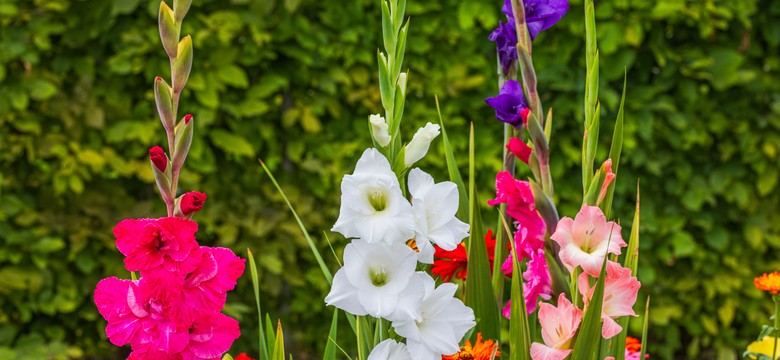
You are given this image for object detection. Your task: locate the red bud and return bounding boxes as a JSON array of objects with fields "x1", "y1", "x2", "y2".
[
  {"x1": 520, "y1": 108, "x2": 531, "y2": 125},
  {"x1": 181, "y1": 191, "x2": 207, "y2": 216},
  {"x1": 184, "y1": 114, "x2": 193, "y2": 124},
  {"x1": 506, "y1": 137, "x2": 532, "y2": 165},
  {"x1": 149, "y1": 146, "x2": 168, "y2": 172}
]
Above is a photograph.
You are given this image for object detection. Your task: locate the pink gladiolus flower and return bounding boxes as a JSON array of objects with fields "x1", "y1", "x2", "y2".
[
  {"x1": 578, "y1": 261, "x2": 641, "y2": 339},
  {"x1": 530, "y1": 293, "x2": 583, "y2": 360},
  {"x1": 114, "y1": 217, "x2": 201, "y2": 274},
  {"x1": 178, "y1": 313, "x2": 241, "y2": 359},
  {"x1": 487, "y1": 171, "x2": 546, "y2": 239},
  {"x1": 169, "y1": 247, "x2": 246, "y2": 325},
  {"x1": 523, "y1": 249, "x2": 553, "y2": 313},
  {"x1": 597, "y1": 159, "x2": 616, "y2": 205},
  {"x1": 551, "y1": 205, "x2": 625, "y2": 277}
]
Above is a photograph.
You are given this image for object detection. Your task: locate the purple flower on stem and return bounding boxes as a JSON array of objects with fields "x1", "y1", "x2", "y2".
[
  {"x1": 485, "y1": 80, "x2": 530, "y2": 128},
  {"x1": 503, "y1": 0, "x2": 569, "y2": 40},
  {"x1": 491, "y1": 0, "x2": 569, "y2": 74}
]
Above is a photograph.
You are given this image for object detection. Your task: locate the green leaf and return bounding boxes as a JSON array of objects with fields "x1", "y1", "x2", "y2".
[
  {"x1": 570, "y1": 255, "x2": 608, "y2": 360},
  {"x1": 601, "y1": 71, "x2": 626, "y2": 215},
  {"x1": 464, "y1": 123, "x2": 500, "y2": 341},
  {"x1": 323, "y1": 310, "x2": 339, "y2": 360},
  {"x1": 501, "y1": 213, "x2": 530, "y2": 360},
  {"x1": 271, "y1": 320, "x2": 285, "y2": 360},
  {"x1": 247, "y1": 249, "x2": 270, "y2": 360},
  {"x1": 210, "y1": 129, "x2": 255, "y2": 158},
  {"x1": 219, "y1": 65, "x2": 249, "y2": 88},
  {"x1": 26, "y1": 79, "x2": 57, "y2": 101},
  {"x1": 435, "y1": 96, "x2": 468, "y2": 221}
]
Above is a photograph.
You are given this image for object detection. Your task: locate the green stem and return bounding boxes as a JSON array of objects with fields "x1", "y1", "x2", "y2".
[{"x1": 774, "y1": 295, "x2": 779, "y2": 360}]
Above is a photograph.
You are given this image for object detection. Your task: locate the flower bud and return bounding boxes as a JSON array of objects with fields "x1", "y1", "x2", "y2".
[
  {"x1": 154, "y1": 77, "x2": 174, "y2": 131},
  {"x1": 597, "y1": 159, "x2": 616, "y2": 205},
  {"x1": 173, "y1": 36, "x2": 193, "y2": 93},
  {"x1": 506, "y1": 137, "x2": 532, "y2": 165},
  {"x1": 180, "y1": 191, "x2": 207, "y2": 216},
  {"x1": 149, "y1": 146, "x2": 173, "y2": 204},
  {"x1": 173, "y1": 0, "x2": 191, "y2": 23},
  {"x1": 158, "y1": 2, "x2": 179, "y2": 59},
  {"x1": 403, "y1": 122, "x2": 440, "y2": 167},
  {"x1": 172, "y1": 114, "x2": 193, "y2": 172},
  {"x1": 369, "y1": 114, "x2": 391, "y2": 147},
  {"x1": 397, "y1": 72, "x2": 407, "y2": 97},
  {"x1": 149, "y1": 145, "x2": 168, "y2": 172}
]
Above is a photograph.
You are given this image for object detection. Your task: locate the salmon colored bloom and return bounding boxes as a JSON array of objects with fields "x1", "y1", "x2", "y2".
[
  {"x1": 530, "y1": 293, "x2": 582, "y2": 360},
  {"x1": 552, "y1": 204, "x2": 626, "y2": 277},
  {"x1": 578, "y1": 261, "x2": 640, "y2": 339},
  {"x1": 442, "y1": 333, "x2": 500, "y2": 360},
  {"x1": 754, "y1": 272, "x2": 780, "y2": 295}
]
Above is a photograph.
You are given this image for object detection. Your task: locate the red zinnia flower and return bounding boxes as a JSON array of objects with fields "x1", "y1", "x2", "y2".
[{"x1": 432, "y1": 229, "x2": 497, "y2": 282}]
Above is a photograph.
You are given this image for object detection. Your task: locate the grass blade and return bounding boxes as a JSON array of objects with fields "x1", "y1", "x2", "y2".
[
  {"x1": 639, "y1": 296, "x2": 650, "y2": 360},
  {"x1": 266, "y1": 314, "x2": 275, "y2": 357},
  {"x1": 435, "y1": 95, "x2": 468, "y2": 221},
  {"x1": 570, "y1": 256, "x2": 608, "y2": 360},
  {"x1": 500, "y1": 213, "x2": 530, "y2": 360},
  {"x1": 601, "y1": 70, "x2": 627, "y2": 215},
  {"x1": 464, "y1": 122, "x2": 501, "y2": 341},
  {"x1": 259, "y1": 160, "x2": 332, "y2": 284},
  {"x1": 247, "y1": 249, "x2": 270, "y2": 360},
  {"x1": 323, "y1": 310, "x2": 339, "y2": 360},
  {"x1": 271, "y1": 320, "x2": 285, "y2": 360}
]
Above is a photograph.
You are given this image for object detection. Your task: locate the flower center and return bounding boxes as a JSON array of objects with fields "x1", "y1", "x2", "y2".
[
  {"x1": 368, "y1": 190, "x2": 387, "y2": 211},
  {"x1": 370, "y1": 267, "x2": 388, "y2": 286}
]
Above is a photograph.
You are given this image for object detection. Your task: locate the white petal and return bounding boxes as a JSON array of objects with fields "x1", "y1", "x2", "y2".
[
  {"x1": 360, "y1": 286, "x2": 399, "y2": 318},
  {"x1": 415, "y1": 239, "x2": 434, "y2": 264},
  {"x1": 406, "y1": 339, "x2": 442, "y2": 360},
  {"x1": 368, "y1": 339, "x2": 411, "y2": 360},
  {"x1": 355, "y1": 148, "x2": 395, "y2": 177},
  {"x1": 324, "y1": 270, "x2": 367, "y2": 316},
  {"x1": 387, "y1": 272, "x2": 426, "y2": 322},
  {"x1": 408, "y1": 168, "x2": 434, "y2": 199}
]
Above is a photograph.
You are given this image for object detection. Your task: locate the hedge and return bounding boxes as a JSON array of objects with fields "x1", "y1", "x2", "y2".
[{"x1": 1, "y1": 0, "x2": 779, "y2": 358}]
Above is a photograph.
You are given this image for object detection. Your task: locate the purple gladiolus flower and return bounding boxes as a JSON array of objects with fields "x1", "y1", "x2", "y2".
[
  {"x1": 485, "y1": 80, "x2": 529, "y2": 128},
  {"x1": 491, "y1": 0, "x2": 569, "y2": 75}
]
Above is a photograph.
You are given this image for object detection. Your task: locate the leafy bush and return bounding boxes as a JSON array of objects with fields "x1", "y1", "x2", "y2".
[{"x1": 0, "y1": 0, "x2": 778, "y2": 358}]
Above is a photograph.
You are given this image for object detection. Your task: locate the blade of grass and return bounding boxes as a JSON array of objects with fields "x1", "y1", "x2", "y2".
[
  {"x1": 271, "y1": 320, "x2": 285, "y2": 360},
  {"x1": 500, "y1": 213, "x2": 530, "y2": 360},
  {"x1": 601, "y1": 70, "x2": 626, "y2": 216},
  {"x1": 266, "y1": 314, "x2": 275, "y2": 357},
  {"x1": 570, "y1": 255, "x2": 608, "y2": 360},
  {"x1": 247, "y1": 249, "x2": 270, "y2": 360},
  {"x1": 323, "y1": 310, "x2": 339, "y2": 360},
  {"x1": 639, "y1": 296, "x2": 650, "y2": 360},
  {"x1": 465, "y1": 122, "x2": 501, "y2": 341},
  {"x1": 435, "y1": 95, "x2": 468, "y2": 221},
  {"x1": 259, "y1": 160, "x2": 332, "y2": 284}
]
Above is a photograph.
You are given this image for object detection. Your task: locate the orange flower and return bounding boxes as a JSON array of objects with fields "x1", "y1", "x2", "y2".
[
  {"x1": 755, "y1": 272, "x2": 780, "y2": 295},
  {"x1": 626, "y1": 336, "x2": 642, "y2": 352},
  {"x1": 442, "y1": 333, "x2": 500, "y2": 360}
]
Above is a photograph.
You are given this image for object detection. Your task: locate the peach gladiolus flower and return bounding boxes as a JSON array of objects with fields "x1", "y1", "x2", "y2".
[
  {"x1": 551, "y1": 205, "x2": 626, "y2": 277},
  {"x1": 578, "y1": 261, "x2": 641, "y2": 339},
  {"x1": 530, "y1": 293, "x2": 583, "y2": 360}
]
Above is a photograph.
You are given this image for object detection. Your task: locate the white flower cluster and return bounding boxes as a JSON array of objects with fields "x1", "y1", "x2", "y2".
[{"x1": 325, "y1": 148, "x2": 475, "y2": 360}]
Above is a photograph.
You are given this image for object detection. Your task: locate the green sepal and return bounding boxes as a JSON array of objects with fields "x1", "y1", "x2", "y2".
[
  {"x1": 173, "y1": 36, "x2": 193, "y2": 93},
  {"x1": 173, "y1": 0, "x2": 191, "y2": 23},
  {"x1": 158, "y1": 2, "x2": 179, "y2": 59},
  {"x1": 172, "y1": 115, "x2": 193, "y2": 171},
  {"x1": 154, "y1": 77, "x2": 175, "y2": 131}
]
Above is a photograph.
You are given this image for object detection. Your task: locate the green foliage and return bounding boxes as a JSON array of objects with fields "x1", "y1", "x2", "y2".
[{"x1": 0, "y1": 0, "x2": 779, "y2": 359}]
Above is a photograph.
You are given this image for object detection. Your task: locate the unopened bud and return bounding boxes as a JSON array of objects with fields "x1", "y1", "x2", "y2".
[
  {"x1": 397, "y1": 72, "x2": 407, "y2": 97},
  {"x1": 520, "y1": 108, "x2": 531, "y2": 125},
  {"x1": 172, "y1": 115, "x2": 193, "y2": 171},
  {"x1": 154, "y1": 77, "x2": 174, "y2": 131},
  {"x1": 597, "y1": 159, "x2": 616, "y2": 205},
  {"x1": 158, "y1": 2, "x2": 179, "y2": 59},
  {"x1": 180, "y1": 191, "x2": 206, "y2": 216},
  {"x1": 404, "y1": 123, "x2": 440, "y2": 167},
  {"x1": 149, "y1": 145, "x2": 168, "y2": 172},
  {"x1": 172, "y1": 35, "x2": 193, "y2": 93},
  {"x1": 173, "y1": 0, "x2": 191, "y2": 23},
  {"x1": 506, "y1": 137, "x2": 532, "y2": 165},
  {"x1": 369, "y1": 114, "x2": 391, "y2": 147}
]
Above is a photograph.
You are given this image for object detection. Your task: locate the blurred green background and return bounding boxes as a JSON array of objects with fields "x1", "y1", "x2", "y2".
[{"x1": 1, "y1": 0, "x2": 780, "y2": 359}]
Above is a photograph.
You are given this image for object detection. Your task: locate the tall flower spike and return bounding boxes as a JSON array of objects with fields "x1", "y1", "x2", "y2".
[{"x1": 331, "y1": 148, "x2": 415, "y2": 244}]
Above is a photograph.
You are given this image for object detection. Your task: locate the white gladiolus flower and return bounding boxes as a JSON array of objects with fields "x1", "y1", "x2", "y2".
[
  {"x1": 324, "y1": 239, "x2": 422, "y2": 319},
  {"x1": 370, "y1": 114, "x2": 392, "y2": 147},
  {"x1": 392, "y1": 273, "x2": 476, "y2": 360},
  {"x1": 408, "y1": 168, "x2": 470, "y2": 264},
  {"x1": 332, "y1": 148, "x2": 415, "y2": 244},
  {"x1": 368, "y1": 339, "x2": 412, "y2": 360},
  {"x1": 403, "y1": 123, "x2": 440, "y2": 167}
]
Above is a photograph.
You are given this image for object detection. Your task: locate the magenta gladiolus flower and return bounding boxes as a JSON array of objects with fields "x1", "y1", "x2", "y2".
[
  {"x1": 551, "y1": 204, "x2": 626, "y2": 277},
  {"x1": 530, "y1": 293, "x2": 582, "y2": 360},
  {"x1": 488, "y1": 171, "x2": 545, "y2": 239},
  {"x1": 113, "y1": 217, "x2": 201, "y2": 273},
  {"x1": 578, "y1": 261, "x2": 641, "y2": 339}
]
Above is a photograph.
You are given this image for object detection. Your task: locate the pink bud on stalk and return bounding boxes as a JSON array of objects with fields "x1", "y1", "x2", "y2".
[
  {"x1": 597, "y1": 159, "x2": 616, "y2": 205},
  {"x1": 148, "y1": 146, "x2": 174, "y2": 205}
]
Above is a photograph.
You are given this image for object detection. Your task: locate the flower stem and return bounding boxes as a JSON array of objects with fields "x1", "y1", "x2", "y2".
[{"x1": 773, "y1": 295, "x2": 779, "y2": 360}]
